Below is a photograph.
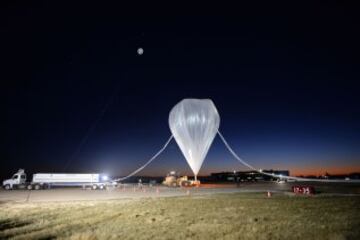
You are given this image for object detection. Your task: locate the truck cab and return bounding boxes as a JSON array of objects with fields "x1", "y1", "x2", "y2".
[{"x1": 2, "y1": 169, "x2": 27, "y2": 190}]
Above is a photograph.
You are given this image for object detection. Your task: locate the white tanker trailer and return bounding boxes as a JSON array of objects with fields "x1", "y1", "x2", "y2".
[{"x1": 2, "y1": 169, "x2": 116, "y2": 190}]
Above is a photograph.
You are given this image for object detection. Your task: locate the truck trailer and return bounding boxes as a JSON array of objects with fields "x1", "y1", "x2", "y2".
[{"x1": 2, "y1": 169, "x2": 116, "y2": 190}]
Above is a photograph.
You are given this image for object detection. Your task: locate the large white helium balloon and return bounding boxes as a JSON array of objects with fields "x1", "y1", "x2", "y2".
[{"x1": 169, "y1": 99, "x2": 220, "y2": 179}]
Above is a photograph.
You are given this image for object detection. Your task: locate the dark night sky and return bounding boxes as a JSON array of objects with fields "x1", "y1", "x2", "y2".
[{"x1": 1, "y1": 2, "x2": 360, "y2": 179}]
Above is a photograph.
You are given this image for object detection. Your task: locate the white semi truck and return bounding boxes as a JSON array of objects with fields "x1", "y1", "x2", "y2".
[{"x1": 2, "y1": 169, "x2": 116, "y2": 190}]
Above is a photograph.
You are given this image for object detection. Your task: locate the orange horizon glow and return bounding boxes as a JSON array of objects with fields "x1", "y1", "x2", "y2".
[
  {"x1": 123, "y1": 162, "x2": 360, "y2": 177},
  {"x1": 290, "y1": 166, "x2": 360, "y2": 176},
  {"x1": 141, "y1": 167, "x2": 360, "y2": 178},
  {"x1": 196, "y1": 165, "x2": 360, "y2": 177}
]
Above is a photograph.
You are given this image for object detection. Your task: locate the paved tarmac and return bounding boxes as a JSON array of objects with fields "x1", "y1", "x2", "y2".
[{"x1": 1, "y1": 182, "x2": 359, "y2": 203}]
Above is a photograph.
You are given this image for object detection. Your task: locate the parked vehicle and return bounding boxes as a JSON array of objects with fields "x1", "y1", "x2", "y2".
[
  {"x1": 2, "y1": 169, "x2": 116, "y2": 190},
  {"x1": 162, "y1": 171, "x2": 200, "y2": 187}
]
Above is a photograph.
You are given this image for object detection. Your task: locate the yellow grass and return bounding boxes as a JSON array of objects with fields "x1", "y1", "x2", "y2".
[{"x1": 1, "y1": 193, "x2": 359, "y2": 240}]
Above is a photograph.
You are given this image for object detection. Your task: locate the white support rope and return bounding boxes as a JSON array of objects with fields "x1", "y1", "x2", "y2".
[
  {"x1": 114, "y1": 135, "x2": 173, "y2": 182},
  {"x1": 217, "y1": 130, "x2": 360, "y2": 183}
]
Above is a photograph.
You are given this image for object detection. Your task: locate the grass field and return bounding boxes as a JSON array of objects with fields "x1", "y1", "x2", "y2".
[{"x1": 1, "y1": 193, "x2": 359, "y2": 240}]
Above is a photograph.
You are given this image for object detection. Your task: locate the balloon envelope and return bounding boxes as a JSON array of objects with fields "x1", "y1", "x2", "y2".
[{"x1": 169, "y1": 99, "x2": 220, "y2": 176}]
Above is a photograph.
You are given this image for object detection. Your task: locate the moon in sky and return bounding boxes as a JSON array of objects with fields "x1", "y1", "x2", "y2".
[{"x1": 137, "y1": 48, "x2": 144, "y2": 55}]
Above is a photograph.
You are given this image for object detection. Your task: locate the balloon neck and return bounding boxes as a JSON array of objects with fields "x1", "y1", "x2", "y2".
[{"x1": 194, "y1": 175, "x2": 197, "y2": 181}]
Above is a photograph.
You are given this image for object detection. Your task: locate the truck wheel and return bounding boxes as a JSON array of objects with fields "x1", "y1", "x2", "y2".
[
  {"x1": 34, "y1": 185, "x2": 41, "y2": 190},
  {"x1": 99, "y1": 185, "x2": 104, "y2": 190},
  {"x1": 4, "y1": 184, "x2": 11, "y2": 190},
  {"x1": 27, "y1": 185, "x2": 33, "y2": 190},
  {"x1": 92, "y1": 185, "x2": 97, "y2": 190}
]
